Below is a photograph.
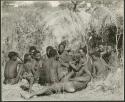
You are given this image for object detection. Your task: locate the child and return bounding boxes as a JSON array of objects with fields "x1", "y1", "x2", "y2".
[
  {"x1": 21, "y1": 53, "x2": 36, "y2": 93},
  {"x1": 91, "y1": 52, "x2": 110, "y2": 80},
  {"x1": 33, "y1": 50, "x2": 43, "y2": 83},
  {"x1": 29, "y1": 46, "x2": 37, "y2": 59},
  {"x1": 3, "y1": 51, "x2": 23, "y2": 85}
]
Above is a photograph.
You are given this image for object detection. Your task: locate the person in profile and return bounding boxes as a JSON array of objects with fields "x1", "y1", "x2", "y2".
[{"x1": 3, "y1": 51, "x2": 23, "y2": 85}]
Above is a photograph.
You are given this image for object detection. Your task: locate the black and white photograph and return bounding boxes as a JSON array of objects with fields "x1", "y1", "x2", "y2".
[{"x1": 1, "y1": 0, "x2": 124, "y2": 101}]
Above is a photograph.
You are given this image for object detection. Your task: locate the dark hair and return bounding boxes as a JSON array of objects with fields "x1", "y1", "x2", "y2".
[
  {"x1": 8, "y1": 51, "x2": 18, "y2": 59},
  {"x1": 46, "y1": 46, "x2": 53, "y2": 53},
  {"x1": 24, "y1": 53, "x2": 31, "y2": 63},
  {"x1": 61, "y1": 40, "x2": 67, "y2": 46},
  {"x1": 29, "y1": 46, "x2": 37, "y2": 53},
  {"x1": 48, "y1": 48, "x2": 57, "y2": 58},
  {"x1": 58, "y1": 42, "x2": 66, "y2": 49},
  {"x1": 79, "y1": 46, "x2": 87, "y2": 54},
  {"x1": 47, "y1": 48, "x2": 57, "y2": 58}
]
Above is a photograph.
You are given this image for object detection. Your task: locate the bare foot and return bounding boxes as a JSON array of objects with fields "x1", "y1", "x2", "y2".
[{"x1": 20, "y1": 92, "x2": 31, "y2": 99}]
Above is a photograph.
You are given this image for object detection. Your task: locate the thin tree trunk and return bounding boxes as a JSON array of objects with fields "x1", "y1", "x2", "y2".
[{"x1": 115, "y1": 27, "x2": 119, "y2": 66}]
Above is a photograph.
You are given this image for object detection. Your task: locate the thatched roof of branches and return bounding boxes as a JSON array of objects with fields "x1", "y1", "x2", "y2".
[
  {"x1": 41, "y1": 5, "x2": 119, "y2": 52},
  {"x1": 90, "y1": 6, "x2": 118, "y2": 34},
  {"x1": 41, "y1": 9, "x2": 91, "y2": 51}
]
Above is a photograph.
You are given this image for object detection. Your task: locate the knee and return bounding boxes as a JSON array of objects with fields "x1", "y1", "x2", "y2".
[
  {"x1": 65, "y1": 84, "x2": 75, "y2": 93},
  {"x1": 67, "y1": 87, "x2": 75, "y2": 93}
]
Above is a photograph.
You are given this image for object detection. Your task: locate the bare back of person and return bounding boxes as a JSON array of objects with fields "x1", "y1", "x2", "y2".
[
  {"x1": 4, "y1": 60, "x2": 20, "y2": 85},
  {"x1": 4, "y1": 60, "x2": 18, "y2": 79},
  {"x1": 43, "y1": 58, "x2": 59, "y2": 85}
]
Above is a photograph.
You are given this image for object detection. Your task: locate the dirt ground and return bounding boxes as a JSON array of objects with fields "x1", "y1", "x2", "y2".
[
  {"x1": 2, "y1": 83, "x2": 124, "y2": 101},
  {"x1": 2, "y1": 67, "x2": 124, "y2": 101}
]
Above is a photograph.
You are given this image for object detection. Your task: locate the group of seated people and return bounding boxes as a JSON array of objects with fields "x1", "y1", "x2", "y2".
[{"x1": 3, "y1": 41, "x2": 115, "y2": 99}]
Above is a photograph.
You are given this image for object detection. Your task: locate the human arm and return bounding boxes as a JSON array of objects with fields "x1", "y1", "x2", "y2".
[
  {"x1": 58, "y1": 58, "x2": 69, "y2": 68},
  {"x1": 17, "y1": 54, "x2": 24, "y2": 64},
  {"x1": 16, "y1": 64, "x2": 25, "y2": 81},
  {"x1": 69, "y1": 61, "x2": 78, "y2": 71}
]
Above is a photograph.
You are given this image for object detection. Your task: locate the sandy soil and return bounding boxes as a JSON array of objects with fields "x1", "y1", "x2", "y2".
[{"x1": 2, "y1": 70, "x2": 124, "y2": 101}]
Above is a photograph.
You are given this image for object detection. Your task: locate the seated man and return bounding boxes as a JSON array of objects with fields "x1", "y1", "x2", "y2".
[
  {"x1": 3, "y1": 51, "x2": 23, "y2": 85},
  {"x1": 91, "y1": 52, "x2": 111, "y2": 80},
  {"x1": 100, "y1": 45, "x2": 117, "y2": 68}
]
